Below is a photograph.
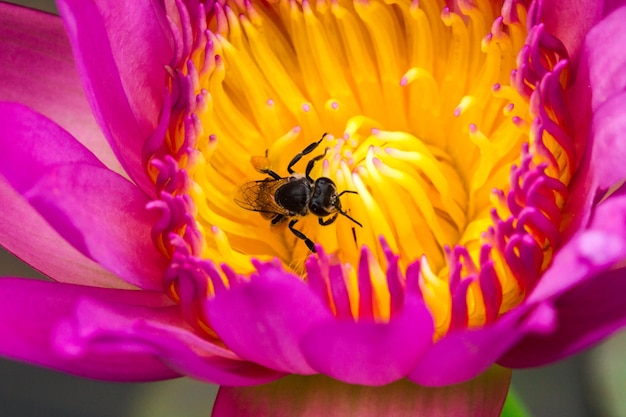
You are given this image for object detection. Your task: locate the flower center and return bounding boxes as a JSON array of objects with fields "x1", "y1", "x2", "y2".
[{"x1": 150, "y1": 0, "x2": 573, "y2": 337}]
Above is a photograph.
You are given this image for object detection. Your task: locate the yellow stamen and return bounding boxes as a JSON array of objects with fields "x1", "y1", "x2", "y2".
[{"x1": 156, "y1": 0, "x2": 571, "y2": 336}]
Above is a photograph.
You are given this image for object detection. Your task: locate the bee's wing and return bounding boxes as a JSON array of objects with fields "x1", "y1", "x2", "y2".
[{"x1": 235, "y1": 179, "x2": 288, "y2": 220}]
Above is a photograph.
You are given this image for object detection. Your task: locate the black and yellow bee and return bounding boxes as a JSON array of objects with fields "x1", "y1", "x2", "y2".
[{"x1": 236, "y1": 133, "x2": 362, "y2": 252}]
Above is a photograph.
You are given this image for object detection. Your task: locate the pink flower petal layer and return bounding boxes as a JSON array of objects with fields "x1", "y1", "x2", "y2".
[
  {"x1": 23, "y1": 165, "x2": 168, "y2": 290},
  {"x1": 499, "y1": 191, "x2": 626, "y2": 367},
  {"x1": 0, "y1": 176, "x2": 128, "y2": 288},
  {"x1": 542, "y1": 0, "x2": 602, "y2": 65},
  {"x1": 300, "y1": 293, "x2": 434, "y2": 386},
  {"x1": 0, "y1": 102, "x2": 129, "y2": 287},
  {"x1": 56, "y1": 0, "x2": 172, "y2": 195},
  {"x1": 0, "y1": 3, "x2": 121, "y2": 173},
  {"x1": 408, "y1": 303, "x2": 556, "y2": 386},
  {"x1": 0, "y1": 277, "x2": 177, "y2": 381},
  {"x1": 589, "y1": 92, "x2": 626, "y2": 190},
  {"x1": 212, "y1": 367, "x2": 511, "y2": 417},
  {"x1": 499, "y1": 267, "x2": 626, "y2": 368},
  {"x1": 406, "y1": 189, "x2": 626, "y2": 385},
  {"x1": 0, "y1": 278, "x2": 283, "y2": 385},
  {"x1": 583, "y1": 5, "x2": 626, "y2": 113},
  {"x1": 542, "y1": 1, "x2": 626, "y2": 65},
  {"x1": 0, "y1": 103, "x2": 166, "y2": 290},
  {"x1": 205, "y1": 265, "x2": 332, "y2": 375}
]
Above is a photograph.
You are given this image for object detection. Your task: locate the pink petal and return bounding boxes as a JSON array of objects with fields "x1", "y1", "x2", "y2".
[
  {"x1": 0, "y1": 277, "x2": 281, "y2": 384},
  {"x1": 0, "y1": 176, "x2": 130, "y2": 288},
  {"x1": 528, "y1": 192, "x2": 626, "y2": 303},
  {"x1": 25, "y1": 165, "x2": 167, "y2": 290},
  {"x1": 408, "y1": 303, "x2": 556, "y2": 386},
  {"x1": 550, "y1": 7, "x2": 626, "y2": 237},
  {"x1": 0, "y1": 277, "x2": 177, "y2": 381},
  {"x1": 58, "y1": 291, "x2": 285, "y2": 386},
  {"x1": 300, "y1": 294, "x2": 434, "y2": 386},
  {"x1": 0, "y1": 3, "x2": 122, "y2": 174},
  {"x1": 0, "y1": 102, "x2": 104, "y2": 185},
  {"x1": 541, "y1": 0, "x2": 603, "y2": 65},
  {"x1": 0, "y1": 103, "x2": 166, "y2": 289},
  {"x1": 499, "y1": 267, "x2": 626, "y2": 368},
  {"x1": 588, "y1": 92, "x2": 626, "y2": 190},
  {"x1": 581, "y1": 5, "x2": 626, "y2": 113},
  {"x1": 212, "y1": 367, "x2": 511, "y2": 417},
  {"x1": 18, "y1": 164, "x2": 166, "y2": 290},
  {"x1": 499, "y1": 191, "x2": 626, "y2": 367},
  {"x1": 205, "y1": 264, "x2": 333, "y2": 375},
  {"x1": 56, "y1": 0, "x2": 172, "y2": 195}
]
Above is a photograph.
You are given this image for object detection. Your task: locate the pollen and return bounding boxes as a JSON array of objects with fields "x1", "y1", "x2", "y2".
[{"x1": 150, "y1": 0, "x2": 575, "y2": 338}]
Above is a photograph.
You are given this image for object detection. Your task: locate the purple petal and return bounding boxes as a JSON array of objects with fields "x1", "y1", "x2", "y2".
[
  {"x1": 541, "y1": 0, "x2": 603, "y2": 64},
  {"x1": 454, "y1": 194, "x2": 626, "y2": 377},
  {"x1": 0, "y1": 3, "x2": 122, "y2": 173},
  {"x1": 499, "y1": 192, "x2": 626, "y2": 367},
  {"x1": 0, "y1": 278, "x2": 281, "y2": 385},
  {"x1": 582, "y1": 5, "x2": 626, "y2": 112},
  {"x1": 527, "y1": 193, "x2": 626, "y2": 303},
  {"x1": 300, "y1": 295, "x2": 434, "y2": 386},
  {"x1": 0, "y1": 104, "x2": 167, "y2": 289},
  {"x1": 204, "y1": 264, "x2": 333, "y2": 375},
  {"x1": 0, "y1": 102, "x2": 133, "y2": 287},
  {"x1": 0, "y1": 177, "x2": 130, "y2": 288},
  {"x1": 24, "y1": 165, "x2": 167, "y2": 290},
  {"x1": 0, "y1": 102, "x2": 104, "y2": 186},
  {"x1": 0, "y1": 277, "x2": 177, "y2": 381},
  {"x1": 571, "y1": 5, "x2": 626, "y2": 198},
  {"x1": 408, "y1": 303, "x2": 556, "y2": 386},
  {"x1": 58, "y1": 292, "x2": 285, "y2": 386},
  {"x1": 588, "y1": 92, "x2": 626, "y2": 190},
  {"x1": 213, "y1": 367, "x2": 511, "y2": 417},
  {"x1": 499, "y1": 267, "x2": 626, "y2": 368},
  {"x1": 56, "y1": 0, "x2": 172, "y2": 195}
]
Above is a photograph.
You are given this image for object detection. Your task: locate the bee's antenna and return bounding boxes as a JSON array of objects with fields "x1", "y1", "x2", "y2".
[
  {"x1": 336, "y1": 189, "x2": 361, "y2": 227},
  {"x1": 337, "y1": 190, "x2": 358, "y2": 198},
  {"x1": 340, "y1": 209, "x2": 363, "y2": 228}
]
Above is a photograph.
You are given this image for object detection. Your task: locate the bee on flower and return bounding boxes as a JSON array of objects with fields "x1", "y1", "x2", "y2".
[{"x1": 1, "y1": 0, "x2": 626, "y2": 416}]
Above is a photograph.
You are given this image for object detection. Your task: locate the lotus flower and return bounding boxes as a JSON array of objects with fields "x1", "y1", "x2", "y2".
[{"x1": 2, "y1": 0, "x2": 626, "y2": 415}]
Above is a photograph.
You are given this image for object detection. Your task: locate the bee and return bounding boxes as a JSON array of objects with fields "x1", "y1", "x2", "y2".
[{"x1": 235, "y1": 133, "x2": 363, "y2": 252}]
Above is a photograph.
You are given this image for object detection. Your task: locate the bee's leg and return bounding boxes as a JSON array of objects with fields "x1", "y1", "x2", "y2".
[
  {"x1": 304, "y1": 148, "x2": 328, "y2": 182},
  {"x1": 259, "y1": 168, "x2": 282, "y2": 180},
  {"x1": 287, "y1": 133, "x2": 327, "y2": 174},
  {"x1": 318, "y1": 213, "x2": 338, "y2": 226},
  {"x1": 271, "y1": 214, "x2": 285, "y2": 225},
  {"x1": 288, "y1": 219, "x2": 317, "y2": 252}
]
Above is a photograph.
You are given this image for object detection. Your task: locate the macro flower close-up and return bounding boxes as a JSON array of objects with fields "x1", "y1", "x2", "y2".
[{"x1": 2, "y1": 0, "x2": 626, "y2": 415}]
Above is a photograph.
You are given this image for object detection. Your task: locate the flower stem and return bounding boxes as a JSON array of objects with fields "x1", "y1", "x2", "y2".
[{"x1": 501, "y1": 386, "x2": 533, "y2": 417}]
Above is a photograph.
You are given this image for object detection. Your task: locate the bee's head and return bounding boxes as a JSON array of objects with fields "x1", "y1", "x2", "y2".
[{"x1": 310, "y1": 177, "x2": 340, "y2": 217}]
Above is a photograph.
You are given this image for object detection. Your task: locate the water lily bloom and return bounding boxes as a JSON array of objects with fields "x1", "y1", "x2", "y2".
[{"x1": 2, "y1": 0, "x2": 626, "y2": 415}]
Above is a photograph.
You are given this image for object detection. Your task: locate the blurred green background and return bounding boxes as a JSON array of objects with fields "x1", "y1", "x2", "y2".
[{"x1": 1, "y1": 1, "x2": 624, "y2": 416}]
